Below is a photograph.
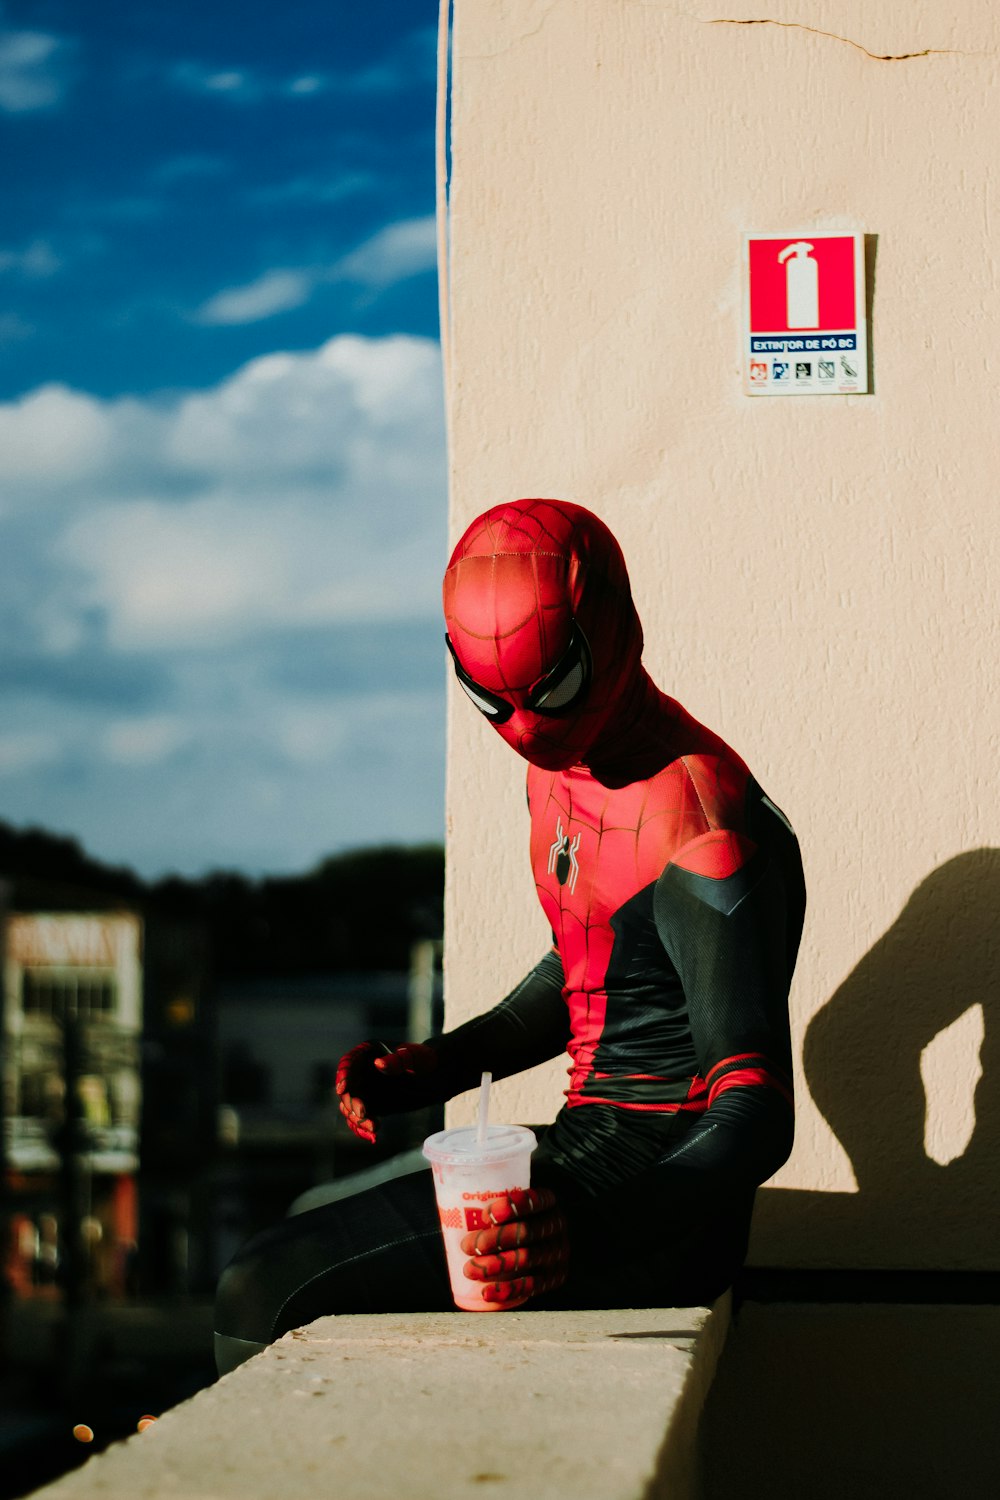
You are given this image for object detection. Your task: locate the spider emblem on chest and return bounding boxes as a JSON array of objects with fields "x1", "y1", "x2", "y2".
[{"x1": 547, "y1": 818, "x2": 582, "y2": 893}]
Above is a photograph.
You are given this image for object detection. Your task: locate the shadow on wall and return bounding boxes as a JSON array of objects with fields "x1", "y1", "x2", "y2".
[{"x1": 750, "y1": 848, "x2": 1000, "y2": 1269}]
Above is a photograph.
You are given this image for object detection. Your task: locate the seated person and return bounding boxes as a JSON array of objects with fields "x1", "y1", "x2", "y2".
[{"x1": 214, "y1": 498, "x2": 805, "y2": 1375}]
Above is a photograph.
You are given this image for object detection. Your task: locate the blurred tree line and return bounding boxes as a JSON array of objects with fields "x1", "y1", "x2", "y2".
[{"x1": 0, "y1": 821, "x2": 443, "y2": 976}]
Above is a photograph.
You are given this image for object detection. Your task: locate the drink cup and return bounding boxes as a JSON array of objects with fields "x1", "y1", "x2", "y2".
[{"x1": 422, "y1": 1123, "x2": 537, "y2": 1311}]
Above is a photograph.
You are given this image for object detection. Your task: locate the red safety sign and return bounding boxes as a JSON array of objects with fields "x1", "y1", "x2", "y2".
[{"x1": 742, "y1": 231, "x2": 868, "y2": 396}]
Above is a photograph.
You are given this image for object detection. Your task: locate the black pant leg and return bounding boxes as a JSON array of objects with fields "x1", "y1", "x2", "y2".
[
  {"x1": 215, "y1": 1141, "x2": 753, "y2": 1376},
  {"x1": 214, "y1": 1169, "x2": 453, "y2": 1374}
]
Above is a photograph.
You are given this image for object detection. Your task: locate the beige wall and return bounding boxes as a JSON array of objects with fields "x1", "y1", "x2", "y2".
[{"x1": 439, "y1": 1, "x2": 1000, "y2": 1267}]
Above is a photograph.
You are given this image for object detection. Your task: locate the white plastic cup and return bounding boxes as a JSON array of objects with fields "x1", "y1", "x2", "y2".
[{"x1": 422, "y1": 1123, "x2": 537, "y2": 1311}]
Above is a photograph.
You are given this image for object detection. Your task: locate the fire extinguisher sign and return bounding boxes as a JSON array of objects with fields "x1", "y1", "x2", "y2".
[{"x1": 743, "y1": 231, "x2": 868, "y2": 396}]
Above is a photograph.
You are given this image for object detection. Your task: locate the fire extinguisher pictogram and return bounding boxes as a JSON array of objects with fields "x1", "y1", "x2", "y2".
[{"x1": 777, "y1": 241, "x2": 819, "y2": 329}]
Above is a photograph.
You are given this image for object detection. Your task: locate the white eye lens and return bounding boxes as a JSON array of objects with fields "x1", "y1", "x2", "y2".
[
  {"x1": 534, "y1": 659, "x2": 584, "y2": 710},
  {"x1": 458, "y1": 678, "x2": 500, "y2": 716}
]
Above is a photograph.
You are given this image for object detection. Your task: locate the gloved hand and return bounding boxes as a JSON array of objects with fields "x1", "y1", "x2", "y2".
[
  {"x1": 460, "y1": 1187, "x2": 569, "y2": 1303},
  {"x1": 335, "y1": 1040, "x2": 438, "y2": 1144}
]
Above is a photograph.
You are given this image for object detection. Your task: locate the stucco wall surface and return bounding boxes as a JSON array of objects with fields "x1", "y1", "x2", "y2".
[{"x1": 440, "y1": 1, "x2": 1000, "y2": 1267}]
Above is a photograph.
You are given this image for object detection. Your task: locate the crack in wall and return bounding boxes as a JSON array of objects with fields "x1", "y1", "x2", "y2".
[
  {"x1": 708, "y1": 18, "x2": 962, "y2": 61},
  {"x1": 462, "y1": 0, "x2": 562, "y2": 60}
]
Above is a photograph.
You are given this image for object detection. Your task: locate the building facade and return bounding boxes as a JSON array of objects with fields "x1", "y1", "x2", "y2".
[{"x1": 2, "y1": 911, "x2": 142, "y2": 1298}]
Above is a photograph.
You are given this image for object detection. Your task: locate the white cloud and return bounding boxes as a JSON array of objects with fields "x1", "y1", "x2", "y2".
[
  {"x1": 348, "y1": 27, "x2": 438, "y2": 95},
  {"x1": 274, "y1": 693, "x2": 431, "y2": 765},
  {"x1": 0, "y1": 385, "x2": 179, "y2": 512},
  {"x1": 245, "y1": 170, "x2": 375, "y2": 209},
  {"x1": 1, "y1": 335, "x2": 443, "y2": 512},
  {"x1": 0, "y1": 730, "x2": 60, "y2": 776},
  {"x1": 335, "y1": 217, "x2": 438, "y2": 288},
  {"x1": 191, "y1": 215, "x2": 439, "y2": 328},
  {"x1": 0, "y1": 384, "x2": 114, "y2": 486},
  {"x1": 169, "y1": 62, "x2": 332, "y2": 104},
  {"x1": 0, "y1": 333, "x2": 447, "y2": 873},
  {"x1": 168, "y1": 336, "x2": 441, "y2": 477},
  {"x1": 0, "y1": 678, "x2": 446, "y2": 875},
  {"x1": 102, "y1": 716, "x2": 191, "y2": 767},
  {"x1": 0, "y1": 25, "x2": 68, "y2": 112},
  {"x1": 170, "y1": 61, "x2": 259, "y2": 100},
  {"x1": 205, "y1": 70, "x2": 245, "y2": 92},
  {"x1": 25, "y1": 334, "x2": 447, "y2": 647},
  {"x1": 194, "y1": 269, "x2": 314, "y2": 326},
  {"x1": 151, "y1": 153, "x2": 230, "y2": 185},
  {"x1": 0, "y1": 239, "x2": 61, "y2": 277},
  {"x1": 67, "y1": 497, "x2": 298, "y2": 644},
  {"x1": 166, "y1": 27, "x2": 435, "y2": 111}
]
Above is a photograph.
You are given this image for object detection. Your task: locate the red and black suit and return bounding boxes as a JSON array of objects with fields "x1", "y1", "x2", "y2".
[{"x1": 214, "y1": 499, "x2": 804, "y2": 1372}]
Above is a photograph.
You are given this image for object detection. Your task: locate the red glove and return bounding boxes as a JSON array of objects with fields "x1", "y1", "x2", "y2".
[
  {"x1": 460, "y1": 1187, "x2": 569, "y2": 1304},
  {"x1": 335, "y1": 1040, "x2": 438, "y2": 1144}
]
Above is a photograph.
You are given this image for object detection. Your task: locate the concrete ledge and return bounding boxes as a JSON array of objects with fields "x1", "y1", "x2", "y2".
[{"x1": 33, "y1": 1298, "x2": 731, "y2": 1500}]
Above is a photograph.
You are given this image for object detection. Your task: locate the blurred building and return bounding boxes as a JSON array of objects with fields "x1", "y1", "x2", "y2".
[
  {"x1": 2, "y1": 911, "x2": 142, "y2": 1302},
  {"x1": 0, "y1": 851, "x2": 443, "y2": 1493},
  {"x1": 137, "y1": 914, "x2": 216, "y2": 1299},
  {"x1": 210, "y1": 946, "x2": 443, "y2": 1280},
  {"x1": 0, "y1": 836, "x2": 445, "y2": 1328}
]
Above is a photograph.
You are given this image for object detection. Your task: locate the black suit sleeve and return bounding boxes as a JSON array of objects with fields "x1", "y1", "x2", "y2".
[
  {"x1": 646, "y1": 786, "x2": 805, "y2": 1197},
  {"x1": 364, "y1": 949, "x2": 570, "y2": 1114}
]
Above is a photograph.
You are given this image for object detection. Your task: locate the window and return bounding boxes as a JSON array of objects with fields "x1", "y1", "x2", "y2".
[{"x1": 22, "y1": 971, "x2": 117, "y2": 1022}]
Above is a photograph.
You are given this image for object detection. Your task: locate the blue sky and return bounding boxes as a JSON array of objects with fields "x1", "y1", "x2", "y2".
[{"x1": 0, "y1": 0, "x2": 448, "y2": 877}]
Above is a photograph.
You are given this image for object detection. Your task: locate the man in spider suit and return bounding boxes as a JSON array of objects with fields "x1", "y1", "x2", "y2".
[{"x1": 214, "y1": 498, "x2": 805, "y2": 1374}]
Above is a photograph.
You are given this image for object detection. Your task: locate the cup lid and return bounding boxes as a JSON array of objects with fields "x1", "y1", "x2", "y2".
[{"x1": 422, "y1": 1123, "x2": 536, "y2": 1166}]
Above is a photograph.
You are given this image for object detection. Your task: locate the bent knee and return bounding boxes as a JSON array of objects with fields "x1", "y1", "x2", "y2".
[
  {"x1": 214, "y1": 1330, "x2": 267, "y2": 1376},
  {"x1": 214, "y1": 1234, "x2": 284, "y2": 1356}
]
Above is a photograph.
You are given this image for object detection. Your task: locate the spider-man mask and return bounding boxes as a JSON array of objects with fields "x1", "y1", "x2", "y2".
[{"x1": 442, "y1": 498, "x2": 644, "y2": 770}]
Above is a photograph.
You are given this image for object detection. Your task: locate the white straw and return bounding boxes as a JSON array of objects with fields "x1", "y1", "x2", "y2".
[{"x1": 476, "y1": 1071, "x2": 492, "y2": 1147}]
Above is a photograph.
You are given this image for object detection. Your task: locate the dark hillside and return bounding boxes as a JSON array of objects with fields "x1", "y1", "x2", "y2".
[{"x1": 0, "y1": 822, "x2": 443, "y2": 976}]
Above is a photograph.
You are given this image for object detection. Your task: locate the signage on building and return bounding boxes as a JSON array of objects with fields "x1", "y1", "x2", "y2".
[
  {"x1": 7, "y1": 912, "x2": 138, "y2": 969},
  {"x1": 3, "y1": 911, "x2": 143, "y2": 1178},
  {"x1": 743, "y1": 231, "x2": 868, "y2": 396}
]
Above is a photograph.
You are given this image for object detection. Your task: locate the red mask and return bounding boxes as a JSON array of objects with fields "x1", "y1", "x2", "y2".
[{"x1": 442, "y1": 498, "x2": 644, "y2": 770}]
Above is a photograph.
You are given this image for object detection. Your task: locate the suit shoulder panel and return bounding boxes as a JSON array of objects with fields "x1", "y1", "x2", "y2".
[
  {"x1": 679, "y1": 753, "x2": 750, "y2": 831},
  {"x1": 672, "y1": 828, "x2": 757, "y2": 880}
]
